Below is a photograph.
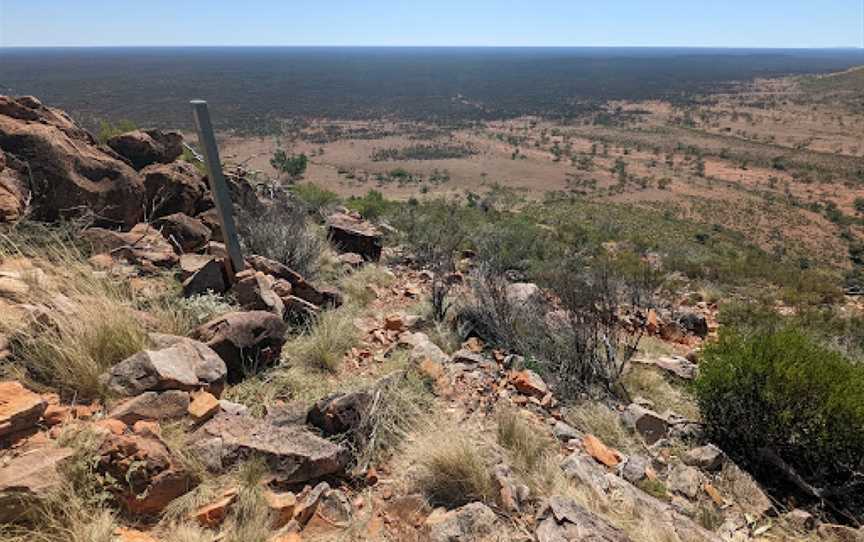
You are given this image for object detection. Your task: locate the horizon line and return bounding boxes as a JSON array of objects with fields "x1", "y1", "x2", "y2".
[{"x1": 2, "y1": 44, "x2": 863, "y2": 50}]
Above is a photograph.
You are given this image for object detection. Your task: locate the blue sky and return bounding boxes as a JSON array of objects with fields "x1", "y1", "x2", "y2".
[{"x1": 1, "y1": 0, "x2": 862, "y2": 48}]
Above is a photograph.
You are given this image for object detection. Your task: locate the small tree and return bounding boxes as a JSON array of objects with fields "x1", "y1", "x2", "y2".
[
  {"x1": 853, "y1": 197, "x2": 864, "y2": 215},
  {"x1": 270, "y1": 150, "x2": 308, "y2": 182}
]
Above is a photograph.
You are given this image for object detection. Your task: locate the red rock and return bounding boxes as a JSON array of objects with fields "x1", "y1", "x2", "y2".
[
  {"x1": 266, "y1": 490, "x2": 298, "y2": 528},
  {"x1": 188, "y1": 391, "x2": 220, "y2": 422},
  {"x1": 0, "y1": 96, "x2": 145, "y2": 226},
  {"x1": 95, "y1": 418, "x2": 127, "y2": 435},
  {"x1": 115, "y1": 527, "x2": 160, "y2": 542},
  {"x1": 193, "y1": 490, "x2": 238, "y2": 528},
  {"x1": 0, "y1": 381, "x2": 46, "y2": 438},
  {"x1": 582, "y1": 434, "x2": 622, "y2": 468},
  {"x1": 83, "y1": 223, "x2": 178, "y2": 268},
  {"x1": 97, "y1": 432, "x2": 196, "y2": 514},
  {"x1": 510, "y1": 370, "x2": 548, "y2": 399}
]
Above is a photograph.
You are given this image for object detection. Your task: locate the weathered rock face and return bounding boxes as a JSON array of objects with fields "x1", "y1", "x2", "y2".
[
  {"x1": 231, "y1": 269, "x2": 285, "y2": 317},
  {"x1": 83, "y1": 223, "x2": 178, "y2": 267},
  {"x1": 0, "y1": 95, "x2": 145, "y2": 226},
  {"x1": 535, "y1": 496, "x2": 633, "y2": 542},
  {"x1": 306, "y1": 390, "x2": 373, "y2": 436},
  {"x1": 620, "y1": 403, "x2": 668, "y2": 445},
  {"x1": 182, "y1": 256, "x2": 228, "y2": 297},
  {"x1": 511, "y1": 369, "x2": 548, "y2": 399},
  {"x1": 154, "y1": 212, "x2": 211, "y2": 253},
  {"x1": 0, "y1": 447, "x2": 74, "y2": 522},
  {"x1": 107, "y1": 129, "x2": 183, "y2": 170},
  {"x1": 97, "y1": 431, "x2": 196, "y2": 515},
  {"x1": 0, "y1": 150, "x2": 29, "y2": 222},
  {"x1": 425, "y1": 502, "x2": 497, "y2": 542},
  {"x1": 0, "y1": 380, "x2": 46, "y2": 438},
  {"x1": 103, "y1": 335, "x2": 227, "y2": 396},
  {"x1": 246, "y1": 254, "x2": 342, "y2": 309},
  {"x1": 108, "y1": 390, "x2": 191, "y2": 425},
  {"x1": 190, "y1": 311, "x2": 287, "y2": 382},
  {"x1": 679, "y1": 312, "x2": 709, "y2": 338},
  {"x1": 683, "y1": 444, "x2": 725, "y2": 471},
  {"x1": 195, "y1": 413, "x2": 350, "y2": 484},
  {"x1": 141, "y1": 161, "x2": 209, "y2": 219},
  {"x1": 326, "y1": 212, "x2": 383, "y2": 262}
]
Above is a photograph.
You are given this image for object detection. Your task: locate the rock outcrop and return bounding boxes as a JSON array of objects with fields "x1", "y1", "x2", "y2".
[
  {"x1": 0, "y1": 95, "x2": 145, "y2": 226},
  {"x1": 0, "y1": 380, "x2": 46, "y2": 439},
  {"x1": 103, "y1": 334, "x2": 227, "y2": 397},
  {"x1": 107, "y1": 129, "x2": 183, "y2": 170},
  {"x1": 326, "y1": 212, "x2": 383, "y2": 262},
  {"x1": 191, "y1": 311, "x2": 287, "y2": 382},
  {"x1": 195, "y1": 413, "x2": 350, "y2": 484}
]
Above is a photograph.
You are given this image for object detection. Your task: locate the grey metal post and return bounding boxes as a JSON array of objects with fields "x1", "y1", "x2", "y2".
[{"x1": 190, "y1": 100, "x2": 245, "y2": 279}]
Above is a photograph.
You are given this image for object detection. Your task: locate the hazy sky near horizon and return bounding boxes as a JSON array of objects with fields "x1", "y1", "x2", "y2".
[{"x1": 1, "y1": 0, "x2": 862, "y2": 48}]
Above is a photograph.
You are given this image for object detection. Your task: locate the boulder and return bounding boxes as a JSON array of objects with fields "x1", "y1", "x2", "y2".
[
  {"x1": 653, "y1": 356, "x2": 698, "y2": 380},
  {"x1": 338, "y1": 252, "x2": 364, "y2": 268},
  {"x1": 535, "y1": 496, "x2": 633, "y2": 542},
  {"x1": 0, "y1": 150, "x2": 29, "y2": 222},
  {"x1": 194, "y1": 413, "x2": 350, "y2": 484},
  {"x1": 182, "y1": 257, "x2": 228, "y2": 297},
  {"x1": 97, "y1": 431, "x2": 196, "y2": 514},
  {"x1": 620, "y1": 455, "x2": 651, "y2": 484},
  {"x1": 0, "y1": 96, "x2": 145, "y2": 226},
  {"x1": 304, "y1": 488, "x2": 354, "y2": 535},
  {"x1": 196, "y1": 208, "x2": 223, "y2": 242},
  {"x1": 783, "y1": 509, "x2": 815, "y2": 532},
  {"x1": 283, "y1": 295, "x2": 320, "y2": 320},
  {"x1": 0, "y1": 380, "x2": 46, "y2": 438},
  {"x1": 620, "y1": 404, "x2": 668, "y2": 445},
  {"x1": 679, "y1": 312, "x2": 709, "y2": 338},
  {"x1": 326, "y1": 212, "x2": 383, "y2": 261},
  {"x1": 553, "y1": 421, "x2": 582, "y2": 442},
  {"x1": 0, "y1": 447, "x2": 74, "y2": 522},
  {"x1": 683, "y1": 444, "x2": 725, "y2": 471},
  {"x1": 141, "y1": 161, "x2": 209, "y2": 219},
  {"x1": 108, "y1": 390, "x2": 191, "y2": 425},
  {"x1": 83, "y1": 223, "x2": 178, "y2": 267},
  {"x1": 511, "y1": 369, "x2": 548, "y2": 399},
  {"x1": 231, "y1": 269, "x2": 284, "y2": 317},
  {"x1": 425, "y1": 502, "x2": 497, "y2": 542},
  {"x1": 668, "y1": 464, "x2": 702, "y2": 499},
  {"x1": 191, "y1": 311, "x2": 287, "y2": 383},
  {"x1": 107, "y1": 129, "x2": 183, "y2": 170},
  {"x1": 409, "y1": 339, "x2": 449, "y2": 366},
  {"x1": 246, "y1": 254, "x2": 342, "y2": 308},
  {"x1": 103, "y1": 335, "x2": 226, "y2": 396},
  {"x1": 154, "y1": 212, "x2": 211, "y2": 253},
  {"x1": 306, "y1": 390, "x2": 373, "y2": 436},
  {"x1": 506, "y1": 282, "x2": 541, "y2": 304},
  {"x1": 188, "y1": 391, "x2": 220, "y2": 423}
]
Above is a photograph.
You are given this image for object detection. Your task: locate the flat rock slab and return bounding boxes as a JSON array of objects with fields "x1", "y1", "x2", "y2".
[
  {"x1": 197, "y1": 413, "x2": 350, "y2": 484},
  {"x1": 0, "y1": 447, "x2": 74, "y2": 522},
  {"x1": 104, "y1": 334, "x2": 226, "y2": 396},
  {"x1": 0, "y1": 380, "x2": 46, "y2": 438},
  {"x1": 536, "y1": 496, "x2": 633, "y2": 542}
]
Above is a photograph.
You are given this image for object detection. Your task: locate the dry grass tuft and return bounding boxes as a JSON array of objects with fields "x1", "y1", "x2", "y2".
[
  {"x1": 220, "y1": 459, "x2": 274, "y2": 542},
  {"x1": 0, "y1": 223, "x2": 212, "y2": 401},
  {"x1": 282, "y1": 306, "x2": 359, "y2": 372},
  {"x1": 339, "y1": 264, "x2": 394, "y2": 307},
  {"x1": 622, "y1": 365, "x2": 700, "y2": 420},
  {"x1": 566, "y1": 402, "x2": 640, "y2": 454},
  {"x1": 352, "y1": 368, "x2": 435, "y2": 471},
  {"x1": 410, "y1": 427, "x2": 494, "y2": 508}
]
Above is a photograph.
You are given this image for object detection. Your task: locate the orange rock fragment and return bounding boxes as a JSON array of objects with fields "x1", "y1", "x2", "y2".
[
  {"x1": 188, "y1": 391, "x2": 220, "y2": 422},
  {"x1": 582, "y1": 434, "x2": 622, "y2": 468}
]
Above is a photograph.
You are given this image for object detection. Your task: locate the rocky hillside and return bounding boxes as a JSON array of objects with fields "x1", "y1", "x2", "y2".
[{"x1": 1, "y1": 96, "x2": 863, "y2": 542}]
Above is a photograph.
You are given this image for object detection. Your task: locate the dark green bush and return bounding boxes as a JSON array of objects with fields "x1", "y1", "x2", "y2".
[
  {"x1": 694, "y1": 328, "x2": 864, "y2": 521},
  {"x1": 346, "y1": 190, "x2": 392, "y2": 221}
]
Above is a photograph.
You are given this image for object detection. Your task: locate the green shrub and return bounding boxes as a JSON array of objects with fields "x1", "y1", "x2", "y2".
[
  {"x1": 291, "y1": 182, "x2": 340, "y2": 215},
  {"x1": 694, "y1": 328, "x2": 864, "y2": 521},
  {"x1": 346, "y1": 190, "x2": 392, "y2": 220},
  {"x1": 97, "y1": 119, "x2": 137, "y2": 144}
]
